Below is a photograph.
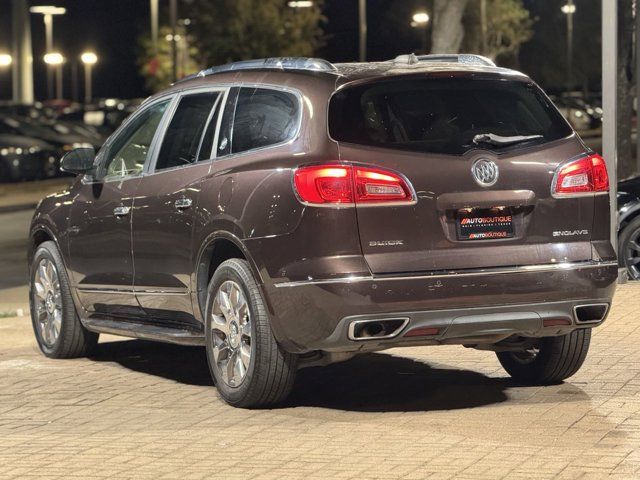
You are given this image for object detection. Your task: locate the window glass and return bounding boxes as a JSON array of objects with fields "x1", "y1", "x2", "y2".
[
  {"x1": 328, "y1": 78, "x2": 573, "y2": 155},
  {"x1": 197, "y1": 96, "x2": 223, "y2": 162},
  {"x1": 215, "y1": 88, "x2": 239, "y2": 157},
  {"x1": 231, "y1": 88, "x2": 299, "y2": 154},
  {"x1": 156, "y1": 92, "x2": 220, "y2": 170},
  {"x1": 102, "y1": 100, "x2": 169, "y2": 179}
]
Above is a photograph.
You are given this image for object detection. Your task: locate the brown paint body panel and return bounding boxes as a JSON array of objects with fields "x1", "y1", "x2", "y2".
[{"x1": 29, "y1": 63, "x2": 617, "y2": 353}]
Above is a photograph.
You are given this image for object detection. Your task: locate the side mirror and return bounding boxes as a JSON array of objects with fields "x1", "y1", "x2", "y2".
[{"x1": 60, "y1": 147, "x2": 96, "y2": 175}]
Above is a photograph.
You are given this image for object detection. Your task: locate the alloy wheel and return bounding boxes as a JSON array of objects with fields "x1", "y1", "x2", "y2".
[
  {"x1": 210, "y1": 280, "x2": 252, "y2": 387},
  {"x1": 624, "y1": 231, "x2": 640, "y2": 279},
  {"x1": 32, "y1": 258, "x2": 63, "y2": 347}
]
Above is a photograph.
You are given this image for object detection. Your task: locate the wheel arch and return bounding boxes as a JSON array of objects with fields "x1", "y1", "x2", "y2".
[
  {"x1": 28, "y1": 224, "x2": 58, "y2": 263},
  {"x1": 195, "y1": 231, "x2": 267, "y2": 320},
  {"x1": 618, "y1": 198, "x2": 640, "y2": 234}
]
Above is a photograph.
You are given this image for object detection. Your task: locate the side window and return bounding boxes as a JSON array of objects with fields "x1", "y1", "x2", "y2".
[
  {"x1": 102, "y1": 100, "x2": 169, "y2": 180},
  {"x1": 155, "y1": 92, "x2": 220, "y2": 170},
  {"x1": 231, "y1": 88, "x2": 299, "y2": 154},
  {"x1": 196, "y1": 94, "x2": 224, "y2": 162},
  {"x1": 215, "y1": 88, "x2": 239, "y2": 158}
]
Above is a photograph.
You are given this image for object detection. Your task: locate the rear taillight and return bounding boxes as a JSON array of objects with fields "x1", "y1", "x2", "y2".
[
  {"x1": 553, "y1": 154, "x2": 609, "y2": 196},
  {"x1": 293, "y1": 164, "x2": 414, "y2": 205}
]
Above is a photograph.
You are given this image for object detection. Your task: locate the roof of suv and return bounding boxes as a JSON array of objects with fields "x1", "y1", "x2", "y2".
[{"x1": 172, "y1": 54, "x2": 529, "y2": 89}]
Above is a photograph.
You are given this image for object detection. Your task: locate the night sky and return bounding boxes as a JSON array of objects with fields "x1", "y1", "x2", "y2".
[{"x1": 0, "y1": 0, "x2": 600, "y2": 102}]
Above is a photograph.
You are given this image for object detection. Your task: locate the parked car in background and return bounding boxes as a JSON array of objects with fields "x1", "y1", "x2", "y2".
[
  {"x1": 28, "y1": 55, "x2": 617, "y2": 408},
  {"x1": 550, "y1": 94, "x2": 603, "y2": 132},
  {"x1": 617, "y1": 176, "x2": 640, "y2": 279},
  {"x1": 57, "y1": 98, "x2": 145, "y2": 137},
  {"x1": 0, "y1": 134, "x2": 58, "y2": 181},
  {"x1": 0, "y1": 115, "x2": 98, "y2": 178}
]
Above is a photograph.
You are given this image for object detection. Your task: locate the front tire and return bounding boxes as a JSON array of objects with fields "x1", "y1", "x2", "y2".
[
  {"x1": 496, "y1": 329, "x2": 591, "y2": 384},
  {"x1": 30, "y1": 241, "x2": 99, "y2": 358},
  {"x1": 204, "y1": 259, "x2": 297, "y2": 408}
]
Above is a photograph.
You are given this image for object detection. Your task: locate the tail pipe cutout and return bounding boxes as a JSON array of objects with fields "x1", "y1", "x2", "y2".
[
  {"x1": 348, "y1": 318, "x2": 410, "y2": 340},
  {"x1": 573, "y1": 303, "x2": 609, "y2": 323}
]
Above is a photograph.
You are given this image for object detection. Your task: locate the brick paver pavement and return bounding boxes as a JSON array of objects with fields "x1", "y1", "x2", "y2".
[{"x1": 1, "y1": 284, "x2": 640, "y2": 479}]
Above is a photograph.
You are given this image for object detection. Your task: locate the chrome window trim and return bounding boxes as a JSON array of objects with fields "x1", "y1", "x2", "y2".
[
  {"x1": 197, "y1": 89, "x2": 229, "y2": 162},
  {"x1": 146, "y1": 86, "x2": 229, "y2": 175},
  {"x1": 272, "y1": 260, "x2": 619, "y2": 288},
  {"x1": 83, "y1": 94, "x2": 176, "y2": 185},
  {"x1": 220, "y1": 83, "x2": 304, "y2": 159}
]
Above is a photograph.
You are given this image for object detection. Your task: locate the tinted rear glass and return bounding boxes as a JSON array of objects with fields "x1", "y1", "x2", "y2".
[
  {"x1": 231, "y1": 88, "x2": 299, "y2": 154},
  {"x1": 329, "y1": 78, "x2": 573, "y2": 155}
]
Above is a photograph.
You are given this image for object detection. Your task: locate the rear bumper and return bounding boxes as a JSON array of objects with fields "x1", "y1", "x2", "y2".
[{"x1": 264, "y1": 261, "x2": 618, "y2": 353}]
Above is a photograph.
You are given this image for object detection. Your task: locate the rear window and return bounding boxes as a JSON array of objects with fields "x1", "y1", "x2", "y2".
[
  {"x1": 231, "y1": 88, "x2": 300, "y2": 154},
  {"x1": 329, "y1": 78, "x2": 573, "y2": 155}
]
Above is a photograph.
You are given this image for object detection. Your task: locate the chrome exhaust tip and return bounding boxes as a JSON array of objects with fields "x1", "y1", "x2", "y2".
[
  {"x1": 348, "y1": 318, "x2": 409, "y2": 341},
  {"x1": 573, "y1": 303, "x2": 609, "y2": 324}
]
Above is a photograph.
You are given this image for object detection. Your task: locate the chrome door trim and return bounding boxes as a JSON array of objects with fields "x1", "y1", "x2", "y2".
[
  {"x1": 77, "y1": 286, "x2": 188, "y2": 295},
  {"x1": 272, "y1": 260, "x2": 619, "y2": 288}
]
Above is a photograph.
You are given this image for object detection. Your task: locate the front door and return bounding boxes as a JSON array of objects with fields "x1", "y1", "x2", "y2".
[
  {"x1": 132, "y1": 90, "x2": 224, "y2": 329},
  {"x1": 68, "y1": 98, "x2": 171, "y2": 318}
]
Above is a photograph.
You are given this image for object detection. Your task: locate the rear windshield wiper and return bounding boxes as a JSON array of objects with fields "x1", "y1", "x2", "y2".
[{"x1": 472, "y1": 133, "x2": 544, "y2": 147}]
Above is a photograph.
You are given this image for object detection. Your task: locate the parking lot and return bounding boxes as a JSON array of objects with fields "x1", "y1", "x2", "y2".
[{"x1": 0, "y1": 283, "x2": 638, "y2": 479}]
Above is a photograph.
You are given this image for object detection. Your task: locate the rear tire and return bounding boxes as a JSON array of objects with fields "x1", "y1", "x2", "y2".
[
  {"x1": 204, "y1": 259, "x2": 297, "y2": 408},
  {"x1": 496, "y1": 329, "x2": 591, "y2": 384},
  {"x1": 30, "y1": 241, "x2": 99, "y2": 358}
]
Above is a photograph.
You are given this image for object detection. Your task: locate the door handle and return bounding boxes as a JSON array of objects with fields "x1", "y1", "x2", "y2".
[
  {"x1": 113, "y1": 206, "x2": 131, "y2": 218},
  {"x1": 174, "y1": 198, "x2": 193, "y2": 210}
]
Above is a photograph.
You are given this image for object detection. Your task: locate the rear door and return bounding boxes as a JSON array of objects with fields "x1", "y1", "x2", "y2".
[
  {"x1": 330, "y1": 75, "x2": 595, "y2": 274},
  {"x1": 132, "y1": 88, "x2": 225, "y2": 328}
]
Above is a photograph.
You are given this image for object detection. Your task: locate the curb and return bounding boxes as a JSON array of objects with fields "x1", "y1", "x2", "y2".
[{"x1": 0, "y1": 202, "x2": 38, "y2": 214}]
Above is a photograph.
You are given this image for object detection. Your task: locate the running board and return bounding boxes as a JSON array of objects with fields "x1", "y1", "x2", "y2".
[{"x1": 82, "y1": 318, "x2": 205, "y2": 346}]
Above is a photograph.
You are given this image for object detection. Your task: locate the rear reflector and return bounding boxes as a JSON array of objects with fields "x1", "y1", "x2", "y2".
[
  {"x1": 293, "y1": 164, "x2": 414, "y2": 205},
  {"x1": 404, "y1": 327, "x2": 439, "y2": 337},
  {"x1": 543, "y1": 318, "x2": 572, "y2": 327},
  {"x1": 553, "y1": 154, "x2": 609, "y2": 196}
]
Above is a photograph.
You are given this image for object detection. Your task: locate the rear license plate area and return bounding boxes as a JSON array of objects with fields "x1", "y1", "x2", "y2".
[{"x1": 456, "y1": 208, "x2": 515, "y2": 241}]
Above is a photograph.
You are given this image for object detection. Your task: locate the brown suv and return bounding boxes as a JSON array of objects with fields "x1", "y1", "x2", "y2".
[{"x1": 28, "y1": 55, "x2": 617, "y2": 408}]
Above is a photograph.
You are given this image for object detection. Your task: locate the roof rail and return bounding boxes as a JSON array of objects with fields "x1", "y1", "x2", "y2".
[
  {"x1": 393, "y1": 53, "x2": 496, "y2": 67},
  {"x1": 193, "y1": 57, "x2": 338, "y2": 79}
]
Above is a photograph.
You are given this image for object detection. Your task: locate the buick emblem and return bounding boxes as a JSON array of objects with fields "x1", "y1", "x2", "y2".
[{"x1": 471, "y1": 158, "x2": 499, "y2": 187}]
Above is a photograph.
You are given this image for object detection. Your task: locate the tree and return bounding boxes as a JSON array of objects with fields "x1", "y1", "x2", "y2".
[
  {"x1": 431, "y1": 0, "x2": 469, "y2": 54},
  {"x1": 138, "y1": 25, "x2": 201, "y2": 93},
  {"x1": 186, "y1": 0, "x2": 325, "y2": 67},
  {"x1": 617, "y1": 0, "x2": 635, "y2": 180},
  {"x1": 462, "y1": 0, "x2": 534, "y2": 63}
]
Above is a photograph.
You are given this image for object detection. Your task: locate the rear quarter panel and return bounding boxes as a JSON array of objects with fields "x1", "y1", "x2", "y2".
[{"x1": 190, "y1": 74, "x2": 368, "y2": 342}]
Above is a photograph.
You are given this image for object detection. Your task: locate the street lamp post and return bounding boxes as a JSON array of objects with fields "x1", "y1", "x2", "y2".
[
  {"x1": 150, "y1": 0, "x2": 159, "y2": 56},
  {"x1": 0, "y1": 54, "x2": 12, "y2": 99},
  {"x1": 30, "y1": 6, "x2": 66, "y2": 100},
  {"x1": 0, "y1": 54, "x2": 11, "y2": 68},
  {"x1": 287, "y1": 1, "x2": 313, "y2": 6},
  {"x1": 411, "y1": 11, "x2": 430, "y2": 54},
  {"x1": 44, "y1": 52, "x2": 64, "y2": 99},
  {"x1": 170, "y1": 0, "x2": 178, "y2": 82},
  {"x1": 80, "y1": 52, "x2": 97, "y2": 104},
  {"x1": 358, "y1": 0, "x2": 367, "y2": 61},
  {"x1": 561, "y1": 1, "x2": 576, "y2": 94}
]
